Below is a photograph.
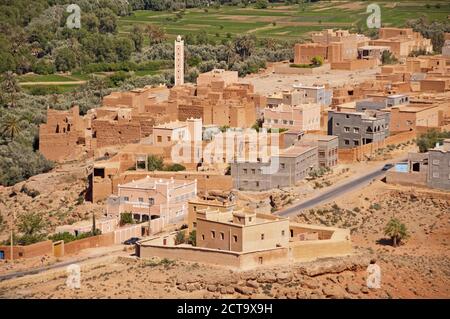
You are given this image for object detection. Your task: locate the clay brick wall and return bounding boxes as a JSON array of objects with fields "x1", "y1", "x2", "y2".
[
  {"x1": 63, "y1": 232, "x2": 114, "y2": 255},
  {"x1": 0, "y1": 240, "x2": 53, "y2": 260}
]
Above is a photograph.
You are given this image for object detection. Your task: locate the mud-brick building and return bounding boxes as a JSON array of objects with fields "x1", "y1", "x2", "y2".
[{"x1": 39, "y1": 105, "x2": 86, "y2": 161}]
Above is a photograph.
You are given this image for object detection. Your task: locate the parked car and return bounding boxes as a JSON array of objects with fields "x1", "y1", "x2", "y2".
[
  {"x1": 382, "y1": 164, "x2": 394, "y2": 171},
  {"x1": 124, "y1": 237, "x2": 140, "y2": 245}
]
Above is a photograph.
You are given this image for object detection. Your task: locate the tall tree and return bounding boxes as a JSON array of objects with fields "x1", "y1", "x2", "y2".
[
  {"x1": 233, "y1": 34, "x2": 256, "y2": 60},
  {"x1": 131, "y1": 25, "x2": 145, "y2": 52},
  {"x1": 1, "y1": 115, "x2": 21, "y2": 141},
  {"x1": 1, "y1": 71, "x2": 21, "y2": 108},
  {"x1": 384, "y1": 218, "x2": 409, "y2": 247},
  {"x1": 146, "y1": 24, "x2": 166, "y2": 44}
]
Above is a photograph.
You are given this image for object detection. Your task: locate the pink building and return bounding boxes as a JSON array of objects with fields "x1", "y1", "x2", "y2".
[
  {"x1": 263, "y1": 103, "x2": 321, "y2": 132},
  {"x1": 107, "y1": 176, "x2": 197, "y2": 225}
]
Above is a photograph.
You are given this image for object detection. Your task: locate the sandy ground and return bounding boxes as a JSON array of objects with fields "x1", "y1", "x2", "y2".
[{"x1": 240, "y1": 66, "x2": 380, "y2": 96}]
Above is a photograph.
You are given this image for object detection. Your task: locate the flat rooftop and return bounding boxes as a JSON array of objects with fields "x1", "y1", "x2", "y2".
[
  {"x1": 280, "y1": 145, "x2": 317, "y2": 157},
  {"x1": 154, "y1": 120, "x2": 187, "y2": 130},
  {"x1": 119, "y1": 176, "x2": 195, "y2": 189}
]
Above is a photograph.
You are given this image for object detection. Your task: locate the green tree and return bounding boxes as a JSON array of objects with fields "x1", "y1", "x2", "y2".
[
  {"x1": 255, "y1": 0, "x2": 269, "y2": 9},
  {"x1": 146, "y1": 24, "x2": 166, "y2": 44},
  {"x1": 147, "y1": 155, "x2": 164, "y2": 171},
  {"x1": 114, "y1": 38, "x2": 134, "y2": 62},
  {"x1": 384, "y1": 218, "x2": 409, "y2": 247},
  {"x1": 1, "y1": 115, "x2": 22, "y2": 141},
  {"x1": 17, "y1": 212, "x2": 47, "y2": 245},
  {"x1": 174, "y1": 230, "x2": 185, "y2": 245},
  {"x1": 188, "y1": 230, "x2": 196, "y2": 246},
  {"x1": 120, "y1": 212, "x2": 134, "y2": 225},
  {"x1": 1, "y1": 71, "x2": 21, "y2": 108},
  {"x1": 54, "y1": 47, "x2": 78, "y2": 72},
  {"x1": 311, "y1": 55, "x2": 324, "y2": 66},
  {"x1": 234, "y1": 34, "x2": 256, "y2": 59},
  {"x1": 131, "y1": 25, "x2": 145, "y2": 52}
]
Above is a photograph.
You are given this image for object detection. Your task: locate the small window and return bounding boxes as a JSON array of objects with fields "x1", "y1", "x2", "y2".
[
  {"x1": 335, "y1": 122, "x2": 340, "y2": 126},
  {"x1": 157, "y1": 136, "x2": 162, "y2": 142},
  {"x1": 261, "y1": 233, "x2": 265, "y2": 240},
  {"x1": 354, "y1": 127, "x2": 359, "y2": 133},
  {"x1": 354, "y1": 140, "x2": 359, "y2": 146},
  {"x1": 167, "y1": 136, "x2": 171, "y2": 142},
  {"x1": 193, "y1": 222, "x2": 197, "y2": 228},
  {"x1": 280, "y1": 163, "x2": 286, "y2": 169},
  {"x1": 243, "y1": 169, "x2": 248, "y2": 174},
  {"x1": 251, "y1": 169, "x2": 256, "y2": 174},
  {"x1": 138, "y1": 197, "x2": 143, "y2": 202},
  {"x1": 211, "y1": 231, "x2": 216, "y2": 239},
  {"x1": 233, "y1": 235, "x2": 238, "y2": 242},
  {"x1": 148, "y1": 198, "x2": 154, "y2": 205},
  {"x1": 344, "y1": 139, "x2": 350, "y2": 145},
  {"x1": 249, "y1": 217, "x2": 252, "y2": 222},
  {"x1": 281, "y1": 230, "x2": 285, "y2": 236},
  {"x1": 201, "y1": 234, "x2": 205, "y2": 240},
  {"x1": 344, "y1": 127, "x2": 350, "y2": 133},
  {"x1": 258, "y1": 257, "x2": 263, "y2": 264},
  {"x1": 123, "y1": 196, "x2": 129, "y2": 202},
  {"x1": 220, "y1": 232, "x2": 224, "y2": 240}
]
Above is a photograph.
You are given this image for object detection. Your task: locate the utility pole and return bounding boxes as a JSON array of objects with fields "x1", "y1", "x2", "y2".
[{"x1": 10, "y1": 212, "x2": 14, "y2": 262}]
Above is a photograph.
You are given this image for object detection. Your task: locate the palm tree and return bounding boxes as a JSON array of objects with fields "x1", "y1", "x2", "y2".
[
  {"x1": 1, "y1": 71, "x2": 21, "y2": 108},
  {"x1": 1, "y1": 115, "x2": 21, "y2": 140},
  {"x1": 384, "y1": 218, "x2": 409, "y2": 247}
]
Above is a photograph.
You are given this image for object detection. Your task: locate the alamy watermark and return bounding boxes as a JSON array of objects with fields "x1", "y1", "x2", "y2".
[
  {"x1": 366, "y1": 4, "x2": 381, "y2": 29},
  {"x1": 66, "y1": 4, "x2": 81, "y2": 29},
  {"x1": 66, "y1": 264, "x2": 81, "y2": 289}
]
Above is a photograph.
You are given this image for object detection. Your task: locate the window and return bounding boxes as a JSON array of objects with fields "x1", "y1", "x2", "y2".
[
  {"x1": 289, "y1": 120, "x2": 294, "y2": 125},
  {"x1": 201, "y1": 234, "x2": 205, "y2": 240},
  {"x1": 193, "y1": 222, "x2": 197, "y2": 228},
  {"x1": 280, "y1": 163, "x2": 286, "y2": 169},
  {"x1": 220, "y1": 232, "x2": 224, "y2": 240},
  {"x1": 256, "y1": 181, "x2": 260, "y2": 187},
  {"x1": 211, "y1": 231, "x2": 216, "y2": 239},
  {"x1": 344, "y1": 139, "x2": 350, "y2": 145},
  {"x1": 123, "y1": 196, "x2": 129, "y2": 202},
  {"x1": 233, "y1": 235, "x2": 238, "y2": 242},
  {"x1": 258, "y1": 257, "x2": 263, "y2": 265},
  {"x1": 335, "y1": 122, "x2": 340, "y2": 126},
  {"x1": 167, "y1": 136, "x2": 171, "y2": 142},
  {"x1": 251, "y1": 169, "x2": 256, "y2": 174},
  {"x1": 354, "y1": 140, "x2": 359, "y2": 146},
  {"x1": 157, "y1": 136, "x2": 162, "y2": 142},
  {"x1": 243, "y1": 169, "x2": 248, "y2": 174},
  {"x1": 433, "y1": 160, "x2": 440, "y2": 165},
  {"x1": 148, "y1": 198, "x2": 154, "y2": 205},
  {"x1": 261, "y1": 233, "x2": 265, "y2": 240},
  {"x1": 354, "y1": 127, "x2": 359, "y2": 133},
  {"x1": 281, "y1": 230, "x2": 285, "y2": 236},
  {"x1": 344, "y1": 127, "x2": 350, "y2": 133},
  {"x1": 138, "y1": 197, "x2": 143, "y2": 202},
  {"x1": 433, "y1": 172, "x2": 439, "y2": 178},
  {"x1": 249, "y1": 217, "x2": 252, "y2": 222}
]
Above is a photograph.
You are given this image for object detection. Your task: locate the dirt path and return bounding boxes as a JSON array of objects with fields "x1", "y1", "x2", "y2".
[{"x1": 19, "y1": 81, "x2": 86, "y2": 86}]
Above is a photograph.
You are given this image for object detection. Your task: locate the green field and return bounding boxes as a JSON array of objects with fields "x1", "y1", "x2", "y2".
[{"x1": 118, "y1": 1, "x2": 450, "y2": 42}]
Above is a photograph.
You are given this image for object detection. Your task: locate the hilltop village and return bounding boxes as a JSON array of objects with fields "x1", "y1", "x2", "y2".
[{"x1": 0, "y1": 27, "x2": 449, "y2": 299}]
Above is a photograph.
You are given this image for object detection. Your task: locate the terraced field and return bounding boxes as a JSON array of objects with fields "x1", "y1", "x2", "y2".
[{"x1": 118, "y1": 1, "x2": 450, "y2": 42}]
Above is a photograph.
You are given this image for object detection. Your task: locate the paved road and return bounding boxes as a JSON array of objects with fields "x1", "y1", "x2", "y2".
[
  {"x1": 276, "y1": 163, "x2": 397, "y2": 217},
  {"x1": 0, "y1": 247, "x2": 126, "y2": 282}
]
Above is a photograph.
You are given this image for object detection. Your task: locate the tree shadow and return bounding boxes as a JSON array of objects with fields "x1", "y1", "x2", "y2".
[{"x1": 376, "y1": 238, "x2": 393, "y2": 246}]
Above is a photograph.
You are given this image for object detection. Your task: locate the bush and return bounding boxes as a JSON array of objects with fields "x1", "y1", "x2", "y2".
[
  {"x1": 164, "y1": 163, "x2": 186, "y2": 171},
  {"x1": 120, "y1": 212, "x2": 134, "y2": 225},
  {"x1": 174, "y1": 230, "x2": 185, "y2": 245},
  {"x1": 188, "y1": 230, "x2": 196, "y2": 246},
  {"x1": 48, "y1": 232, "x2": 77, "y2": 243}
]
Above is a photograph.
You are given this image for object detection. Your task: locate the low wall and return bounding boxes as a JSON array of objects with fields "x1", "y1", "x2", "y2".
[
  {"x1": 338, "y1": 130, "x2": 417, "y2": 163},
  {"x1": 331, "y1": 59, "x2": 377, "y2": 71},
  {"x1": 63, "y1": 232, "x2": 114, "y2": 255},
  {"x1": 114, "y1": 224, "x2": 144, "y2": 244},
  {"x1": 0, "y1": 240, "x2": 53, "y2": 260},
  {"x1": 385, "y1": 171, "x2": 427, "y2": 187},
  {"x1": 289, "y1": 239, "x2": 352, "y2": 261},
  {"x1": 274, "y1": 63, "x2": 330, "y2": 74}
]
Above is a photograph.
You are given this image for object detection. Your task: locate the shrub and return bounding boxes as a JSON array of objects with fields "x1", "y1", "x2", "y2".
[
  {"x1": 189, "y1": 230, "x2": 196, "y2": 246},
  {"x1": 174, "y1": 230, "x2": 185, "y2": 245},
  {"x1": 120, "y1": 212, "x2": 134, "y2": 225}
]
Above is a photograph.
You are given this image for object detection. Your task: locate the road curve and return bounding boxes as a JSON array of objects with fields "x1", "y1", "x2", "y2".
[{"x1": 276, "y1": 164, "x2": 391, "y2": 218}]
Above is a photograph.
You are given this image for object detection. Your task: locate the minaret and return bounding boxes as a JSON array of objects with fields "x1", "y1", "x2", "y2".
[{"x1": 174, "y1": 35, "x2": 184, "y2": 86}]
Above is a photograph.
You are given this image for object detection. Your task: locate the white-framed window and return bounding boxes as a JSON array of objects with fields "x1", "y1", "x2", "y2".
[
  {"x1": 433, "y1": 172, "x2": 439, "y2": 178},
  {"x1": 344, "y1": 127, "x2": 350, "y2": 133}
]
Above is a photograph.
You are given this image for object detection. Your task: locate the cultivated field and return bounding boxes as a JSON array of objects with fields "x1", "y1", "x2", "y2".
[{"x1": 118, "y1": 1, "x2": 450, "y2": 42}]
